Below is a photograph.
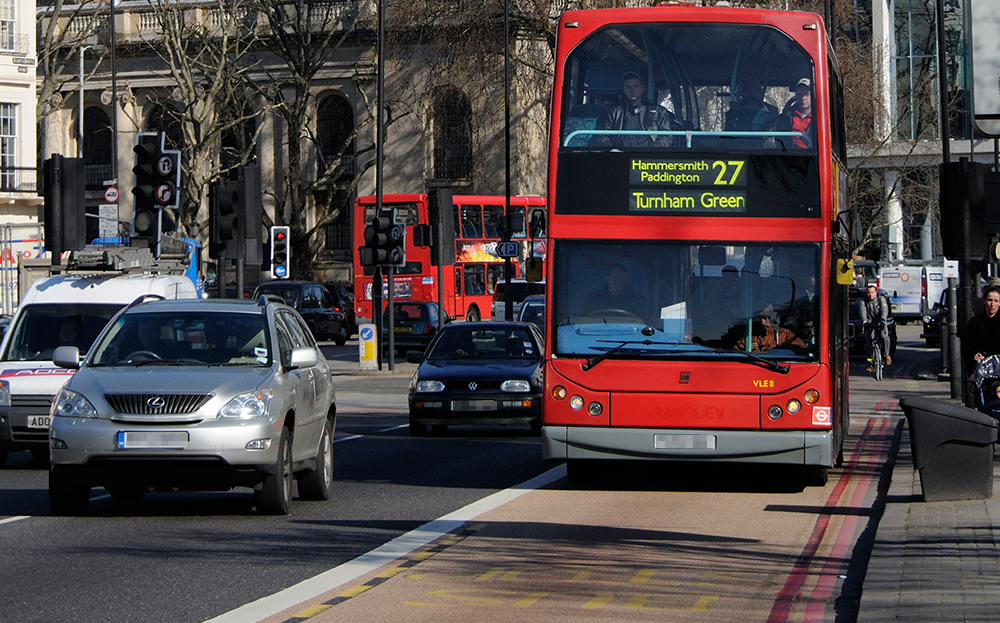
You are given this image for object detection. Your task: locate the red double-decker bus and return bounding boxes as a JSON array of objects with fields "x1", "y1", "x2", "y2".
[
  {"x1": 353, "y1": 194, "x2": 546, "y2": 323},
  {"x1": 542, "y1": 6, "x2": 851, "y2": 485}
]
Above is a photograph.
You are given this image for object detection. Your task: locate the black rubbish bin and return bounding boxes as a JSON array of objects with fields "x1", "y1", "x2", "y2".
[{"x1": 899, "y1": 396, "x2": 998, "y2": 502}]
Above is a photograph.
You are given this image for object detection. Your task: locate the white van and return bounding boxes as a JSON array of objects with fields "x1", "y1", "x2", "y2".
[
  {"x1": 923, "y1": 264, "x2": 947, "y2": 315},
  {"x1": 878, "y1": 264, "x2": 923, "y2": 323},
  {"x1": 0, "y1": 272, "x2": 197, "y2": 466}
]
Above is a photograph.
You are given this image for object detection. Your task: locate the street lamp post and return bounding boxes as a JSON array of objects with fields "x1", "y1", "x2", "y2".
[{"x1": 77, "y1": 43, "x2": 104, "y2": 159}]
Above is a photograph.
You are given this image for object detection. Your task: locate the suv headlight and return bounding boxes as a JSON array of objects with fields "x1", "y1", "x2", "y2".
[
  {"x1": 219, "y1": 389, "x2": 273, "y2": 419},
  {"x1": 52, "y1": 388, "x2": 98, "y2": 418}
]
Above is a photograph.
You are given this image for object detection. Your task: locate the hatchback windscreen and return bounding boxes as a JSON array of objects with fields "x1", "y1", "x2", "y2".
[
  {"x1": 3, "y1": 303, "x2": 123, "y2": 361},
  {"x1": 552, "y1": 240, "x2": 819, "y2": 362},
  {"x1": 90, "y1": 312, "x2": 270, "y2": 366},
  {"x1": 428, "y1": 326, "x2": 538, "y2": 360}
]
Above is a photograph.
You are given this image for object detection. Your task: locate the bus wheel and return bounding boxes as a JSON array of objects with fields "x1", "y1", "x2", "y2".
[
  {"x1": 566, "y1": 460, "x2": 599, "y2": 485},
  {"x1": 466, "y1": 307, "x2": 480, "y2": 322},
  {"x1": 800, "y1": 466, "x2": 829, "y2": 487}
]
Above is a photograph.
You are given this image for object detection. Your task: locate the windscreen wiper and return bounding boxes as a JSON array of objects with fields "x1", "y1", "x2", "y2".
[
  {"x1": 582, "y1": 339, "x2": 676, "y2": 371},
  {"x1": 713, "y1": 349, "x2": 790, "y2": 375}
]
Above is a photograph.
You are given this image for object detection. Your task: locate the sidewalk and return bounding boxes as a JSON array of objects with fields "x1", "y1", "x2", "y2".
[{"x1": 857, "y1": 412, "x2": 1000, "y2": 621}]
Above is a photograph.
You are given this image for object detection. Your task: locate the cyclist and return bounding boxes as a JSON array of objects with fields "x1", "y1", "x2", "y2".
[{"x1": 861, "y1": 282, "x2": 891, "y2": 371}]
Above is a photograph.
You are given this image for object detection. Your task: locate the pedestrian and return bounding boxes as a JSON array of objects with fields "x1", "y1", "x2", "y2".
[
  {"x1": 978, "y1": 380, "x2": 1000, "y2": 420},
  {"x1": 965, "y1": 285, "x2": 1000, "y2": 373}
]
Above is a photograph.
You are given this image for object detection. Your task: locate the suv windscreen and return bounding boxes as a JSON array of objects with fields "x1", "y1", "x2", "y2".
[
  {"x1": 256, "y1": 285, "x2": 301, "y2": 307},
  {"x1": 90, "y1": 312, "x2": 270, "y2": 366},
  {"x1": 3, "y1": 303, "x2": 123, "y2": 361}
]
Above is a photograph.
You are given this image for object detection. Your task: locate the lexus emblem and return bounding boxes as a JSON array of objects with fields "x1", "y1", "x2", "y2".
[
  {"x1": 147, "y1": 396, "x2": 166, "y2": 409},
  {"x1": 468, "y1": 382, "x2": 478, "y2": 391}
]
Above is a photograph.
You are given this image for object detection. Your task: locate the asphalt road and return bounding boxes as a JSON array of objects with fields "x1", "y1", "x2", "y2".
[{"x1": 0, "y1": 327, "x2": 943, "y2": 623}]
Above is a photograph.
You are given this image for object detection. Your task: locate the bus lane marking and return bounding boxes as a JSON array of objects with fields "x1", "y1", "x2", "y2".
[{"x1": 767, "y1": 416, "x2": 892, "y2": 623}]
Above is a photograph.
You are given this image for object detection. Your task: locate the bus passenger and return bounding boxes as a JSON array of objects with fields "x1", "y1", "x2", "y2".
[
  {"x1": 584, "y1": 263, "x2": 647, "y2": 319},
  {"x1": 596, "y1": 72, "x2": 676, "y2": 148},
  {"x1": 776, "y1": 78, "x2": 814, "y2": 149},
  {"x1": 725, "y1": 78, "x2": 778, "y2": 133}
]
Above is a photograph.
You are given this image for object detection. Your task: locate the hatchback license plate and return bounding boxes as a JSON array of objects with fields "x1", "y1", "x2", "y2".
[
  {"x1": 452, "y1": 400, "x2": 497, "y2": 411},
  {"x1": 27, "y1": 415, "x2": 51, "y2": 429},
  {"x1": 117, "y1": 431, "x2": 189, "y2": 449},
  {"x1": 395, "y1": 326, "x2": 413, "y2": 332}
]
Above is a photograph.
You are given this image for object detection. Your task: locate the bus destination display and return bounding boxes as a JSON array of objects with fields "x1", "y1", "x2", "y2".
[{"x1": 629, "y1": 158, "x2": 746, "y2": 214}]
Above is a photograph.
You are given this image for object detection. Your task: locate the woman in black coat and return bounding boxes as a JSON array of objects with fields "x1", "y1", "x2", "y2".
[{"x1": 966, "y1": 285, "x2": 1000, "y2": 373}]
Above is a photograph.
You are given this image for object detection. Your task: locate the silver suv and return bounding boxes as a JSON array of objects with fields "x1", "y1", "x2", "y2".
[{"x1": 47, "y1": 297, "x2": 336, "y2": 516}]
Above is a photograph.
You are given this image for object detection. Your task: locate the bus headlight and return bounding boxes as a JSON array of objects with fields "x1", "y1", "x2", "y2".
[
  {"x1": 804, "y1": 389, "x2": 820, "y2": 404},
  {"x1": 569, "y1": 395, "x2": 584, "y2": 410},
  {"x1": 767, "y1": 404, "x2": 783, "y2": 420},
  {"x1": 786, "y1": 399, "x2": 802, "y2": 414}
]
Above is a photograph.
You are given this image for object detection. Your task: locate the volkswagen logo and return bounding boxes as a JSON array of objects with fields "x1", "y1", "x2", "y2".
[
  {"x1": 468, "y1": 382, "x2": 478, "y2": 391},
  {"x1": 147, "y1": 396, "x2": 166, "y2": 409}
]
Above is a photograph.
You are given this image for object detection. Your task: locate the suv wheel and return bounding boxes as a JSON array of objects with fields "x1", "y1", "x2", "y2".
[
  {"x1": 297, "y1": 419, "x2": 333, "y2": 501},
  {"x1": 49, "y1": 465, "x2": 90, "y2": 516},
  {"x1": 256, "y1": 428, "x2": 292, "y2": 515}
]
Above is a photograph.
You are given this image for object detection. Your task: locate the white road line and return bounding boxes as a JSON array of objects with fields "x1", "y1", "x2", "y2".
[
  {"x1": 332, "y1": 435, "x2": 362, "y2": 444},
  {"x1": 0, "y1": 515, "x2": 29, "y2": 525},
  {"x1": 202, "y1": 464, "x2": 567, "y2": 623},
  {"x1": 376, "y1": 424, "x2": 407, "y2": 433}
]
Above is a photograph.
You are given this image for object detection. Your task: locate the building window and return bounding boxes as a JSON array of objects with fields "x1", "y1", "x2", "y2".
[
  {"x1": 0, "y1": 103, "x2": 15, "y2": 190},
  {"x1": 83, "y1": 107, "x2": 112, "y2": 188},
  {"x1": 318, "y1": 95, "x2": 354, "y2": 180},
  {"x1": 323, "y1": 188, "x2": 352, "y2": 257},
  {"x1": 432, "y1": 87, "x2": 472, "y2": 181},
  {"x1": 0, "y1": 0, "x2": 14, "y2": 52}
]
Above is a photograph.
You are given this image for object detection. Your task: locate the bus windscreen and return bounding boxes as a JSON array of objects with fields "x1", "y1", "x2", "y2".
[{"x1": 551, "y1": 240, "x2": 819, "y2": 361}]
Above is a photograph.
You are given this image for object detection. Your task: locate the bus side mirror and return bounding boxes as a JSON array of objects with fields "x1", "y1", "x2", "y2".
[{"x1": 835, "y1": 259, "x2": 855, "y2": 285}]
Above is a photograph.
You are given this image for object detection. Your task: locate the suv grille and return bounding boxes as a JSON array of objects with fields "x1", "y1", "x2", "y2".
[{"x1": 105, "y1": 393, "x2": 213, "y2": 415}]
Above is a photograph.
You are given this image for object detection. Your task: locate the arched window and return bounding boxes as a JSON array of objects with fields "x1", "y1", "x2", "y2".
[
  {"x1": 317, "y1": 94, "x2": 354, "y2": 179},
  {"x1": 82, "y1": 107, "x2": 112, "y2": 188},
  {"x1": 145, "y1": 104, "x2": 184, "y2": 151},
  {"x1": 432, "y1": 87, "x2": 472, "y2": 181}
]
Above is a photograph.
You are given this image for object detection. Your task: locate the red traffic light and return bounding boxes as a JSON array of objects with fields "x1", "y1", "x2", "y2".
[{"x1": 275, "y1": 231, "x2": 286, "y2": 242}]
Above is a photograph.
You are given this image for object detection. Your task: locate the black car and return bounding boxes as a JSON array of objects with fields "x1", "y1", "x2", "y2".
[
  {"x1": 325, "y1": 281, "x2": 357, "y2": 337},
  {"x1": 849, "y1": 287, "x2": 897, "y2": 360},
  {"x1": 254, "y1": 281, "x2": 348, "y2": 345},
  {"x1": 407, "y1": 322, "x2": 544, "y2": 436},
  {"x1": 922, "y1": 289, "x2": 949, "y2": 348},
  {"x1": 382, "y1": 301, "x2": 444, "y2": 357}
]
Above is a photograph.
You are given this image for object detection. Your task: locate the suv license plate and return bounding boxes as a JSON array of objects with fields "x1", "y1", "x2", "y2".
[
  {"x1": 452, "y1": 400, "x2": 497, "y2": 412},
  {"x1": 27, "y1": 415, "x2": 51, "y2": 429},
  {"x1": 117, "y1": 431, "x2": 190, "y2": 449}
]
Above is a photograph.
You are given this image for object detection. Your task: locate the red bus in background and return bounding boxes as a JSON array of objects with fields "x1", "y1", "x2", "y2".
[
  {"x1": 542, "y1": 6, "x2": 850, "y2": 484},
  {"x1": 353, "y1": 194, "x2": 546, "y2": 323}
]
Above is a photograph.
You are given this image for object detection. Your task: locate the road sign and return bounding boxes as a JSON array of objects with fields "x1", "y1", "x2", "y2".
[
  {"x1": 99, "y1": 204, "x2": 117, "y2": 238},
  {"x1": 497, "y1": 242, "x2": 519, "y2": 258},
  {"x1": 104, "y1": 186, "x2": 119, "y2": 203}
]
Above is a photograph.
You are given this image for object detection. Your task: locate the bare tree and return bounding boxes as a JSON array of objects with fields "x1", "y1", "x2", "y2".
[
  {"x1": 251, "y1": 0, "x2": 382, "y2": 279},
  {"x1": 122, "y1": 0, "x2": 266, "y2": 237},
  {"x1": 37, "y1": 0, "x2": 108, "y2": 120}
]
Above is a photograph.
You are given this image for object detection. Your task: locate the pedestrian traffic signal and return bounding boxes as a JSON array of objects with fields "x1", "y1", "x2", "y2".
[
  {"x1": 361, "y1": 216, "x2": 405, "y2": 266},
  {"x1": 270, "y1": 226, "x2": 290, "y2": 278}
]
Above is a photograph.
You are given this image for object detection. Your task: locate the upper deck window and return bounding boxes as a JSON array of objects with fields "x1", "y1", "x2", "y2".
[{"x1": 560, "y1": 23, "x2": 816, "y2": 152}]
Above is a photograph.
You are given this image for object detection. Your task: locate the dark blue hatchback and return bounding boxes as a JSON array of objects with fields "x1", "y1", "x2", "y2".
[{"x1": 407, "y1": 322, "x2": 544, "y2": 436}]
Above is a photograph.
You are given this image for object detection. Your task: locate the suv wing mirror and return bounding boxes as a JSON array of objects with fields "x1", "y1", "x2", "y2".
[{"x1": 53, "y1": 346, "x2": 81, "y2": 370}]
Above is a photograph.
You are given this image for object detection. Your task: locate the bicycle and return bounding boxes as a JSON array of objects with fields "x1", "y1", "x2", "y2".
[{"x1": 865, "y1": 321, "x2": 886, "y2": 381}]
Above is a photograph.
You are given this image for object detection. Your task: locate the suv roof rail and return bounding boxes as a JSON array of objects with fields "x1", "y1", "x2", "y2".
[
  {"x1": 126, "y1": 293, "x2": 166, "y2": 309},
  {"x1": 258, "y1": 294, "x2": 285, "y2": 307}
]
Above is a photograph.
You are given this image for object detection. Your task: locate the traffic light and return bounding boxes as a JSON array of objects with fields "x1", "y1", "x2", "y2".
[
  {"x1": 42, "y1": 154, "x2": 86, "y2": 255},
  {"x1": 132, "y1": 132, "x2": 181, "y2": 239},
  {"x1": 270, "y1": 226, "x2": 290, "y2": 278},
  {"x1": 236, "y1": 166, "x2": 262, "y2": 266},
  {"x1": 362, "y1": 216, "x2": 405, "y2": 266},
  {"x1": 209, "y1": 178, "x2": 239, "y2": 259}
]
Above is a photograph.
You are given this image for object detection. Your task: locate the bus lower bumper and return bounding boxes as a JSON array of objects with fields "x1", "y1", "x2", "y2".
[{"x1": 542, "y1": 426, "x2": 834, "y2": 467}]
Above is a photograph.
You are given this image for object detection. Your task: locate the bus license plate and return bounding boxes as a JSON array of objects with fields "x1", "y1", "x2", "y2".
[
  {"x1": 452, "y1": 400, "x2": 497, "y2": 412},
  {"x1": 654, "y1": 434, "x2": 716, "y2": 450},
  {"x1": 117, "y1": 431, "x2": 189, "y2": 449},
  {"x1": 27, "y1": 415, "x2": 51, "y2": 429}
]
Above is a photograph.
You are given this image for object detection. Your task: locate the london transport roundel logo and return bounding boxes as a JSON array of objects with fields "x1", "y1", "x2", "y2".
[
  {"x1": 360, "y1": 327, "x2": 373, "y2": 340},
  {"x1": 274, "y1": 265, "x2": 287, "y2": 277}
]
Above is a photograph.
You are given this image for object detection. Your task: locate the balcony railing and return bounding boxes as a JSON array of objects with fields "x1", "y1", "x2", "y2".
[{"x1": 0, "y1": 167, "x2": 37, "y2": 194}]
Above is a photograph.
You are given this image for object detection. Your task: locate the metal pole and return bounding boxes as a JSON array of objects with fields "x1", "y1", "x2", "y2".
[
  {"x1": 78, "y1": 47, "x2": 85, "y2": 159},
  {"x1": 503, "y1": 0, "x2": 513, "y2": 321},
  {"x1": 937, "y1": 0, "x2": 950, "y2": 163},
  {"x1": 948, "y1": 277, "x2": 962, "y2": 398},
  {"x1": 110, "y1": 0, "x2": 118, "y2": 187}
]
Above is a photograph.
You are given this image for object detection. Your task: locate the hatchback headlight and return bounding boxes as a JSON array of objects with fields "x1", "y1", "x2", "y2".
[
  {"x1": 219, "y1": 389, "x2": 272, "y2": 419},
  {"x1": 416, "y1": 380, "x2": 445, "y2": 393},
  {"x1": 52, "y1": 388, "x2": 98, "y2": 419},
  {"x1": 501, "y1": 379, "x2": 530, "y2": 392}
]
